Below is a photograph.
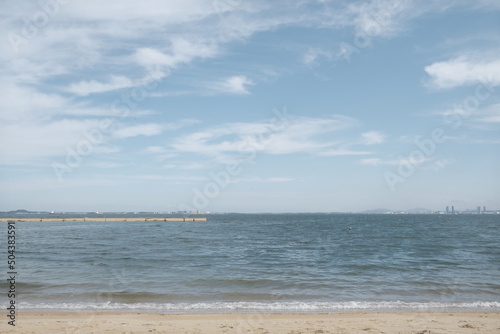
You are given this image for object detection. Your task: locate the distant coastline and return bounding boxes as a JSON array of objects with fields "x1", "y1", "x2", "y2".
[
  {"x1": 0, "y1": 217, "x2": 206, "y2": 222},
  {"x1": 1, "y1": 208, "x2": 499, "y2": 216}
]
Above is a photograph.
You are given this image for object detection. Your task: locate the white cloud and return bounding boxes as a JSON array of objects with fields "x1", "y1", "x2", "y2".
[
  {"x1": 158, "y1": 161, "x2": 208, "y2": 170},
  {"x1": 440, "y1": 102, "x2": 500, "y2": 126},
  {"x1": 478, "y1": 115, "x2": 500, "y2": 123},
  {"x1": 2, "y1": 0, "x2": 497, "y2": 174},
  {"x1": 182, "y1": 163, "x2": 206, "y2": 170},
  {"x1": 359, "y1": 156, "x2": 436, "y2": 167},
  {"x1": 121, "y1": 174, "x2": 207, "y2": 184},
  {"x1": 167, "y1": 119, "x2": 201, "y2": 129},
  {"x1": 87, "y1": 161, "x2": 123, "y2": 169},
  {"x1": 224, "y1": 75, "x2": 254, "y2": 94},
  {"x1": 150, "y1": 75, "x2": 255, "y2": 96},
  {"x1": 0, "y1": 119, "x2": 111, "y2": 165},
  {"x1": 66, "y1": 76, "x2": 135, "y2": 96},
  {"x1": 432, "y1": 159, "x2": 451, "y2": 170},
  {"x1": 361, "y1": 131, "x2": 386, "y2": 145},
  {"x1": 303, "y1": 48, "x2": 332, "y2": 65},
  {"x1": 425, "y1": 56, "x2": 500, "y2": 89},
  {"x1": 170, "y1": 115, "x2": 363, "y2": 159},
  {"x1": 348, "y1": 0, "x2": 414, "y2": 38},
  {"x1": 113, "y1": 124, "x2": 164, "y2": 139},
  {"x1": 474, "y1": 103, "x2": 500, "y2": 124},
  {"x1": 117, "y1": 119, "x2": 199, "y2": 140},
  {"x1": 0, "y1": 0, "x2": 427, "y2": 104},
  {"x1": 0, "y1": 81, "x2": 154, "y2": 121},
  {"x1": 231, "y1": 177, "x2": 294, "y2": 184},
  {"x1": 0, "y1": 82, "x2": 68, "y2": 121},
  {"x1": 143, "y1": 146, "x2": 177, "y2": 160},
  {"x1": 133, "y1": 39, "x2": 219, "y2": 70},
  {"x1": 359, "y1": 158, "x2": 384, "y2": 166},
  {"x1": 60, "y1": 0, "x2": 219, "y2": 23},
  {"x1": 134, "y1": 48, "x2": 176, "y2": 68},
  {"x1": 359, "y1": 157, "x2": 412, "y2": 166},
  {"x1": 319, "y1": 149, "x2": 373, "y2": 157},
  {"x1": 145, "y1": 146, "x2": 169, "y2": 154},
  {"x1": 43, "y1": 38, "x2": 221, "y2": 98},
  {"x1": 212, "y1": 75, "x2": 255, "y2": 95}
]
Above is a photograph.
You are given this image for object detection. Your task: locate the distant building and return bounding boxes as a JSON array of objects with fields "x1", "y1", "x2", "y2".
[
  {"x1": 483, "y1": 206, "x2": 486, "y2": 213},
  {"x1": 477, "y1": 206, "x2": 481, "y2": 214},
  {"x1": 446, "y1": 206, "x2": 449, "y2": 214},
  {"x1": 451, "y1": 206, "x2": 455, "y2": 214}
]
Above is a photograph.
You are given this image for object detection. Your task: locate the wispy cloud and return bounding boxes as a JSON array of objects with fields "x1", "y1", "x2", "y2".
[
  {"x1": 430, "y1": 159, "x2": 451, "y2": 171},
  {"x1": 439, "y1": 102, "x2": 500, "y2": 127},
  {"x1": 162, "y1": 162, "x2": 207, "y2": 170},
  {"x1": 113, "y1": 123, "x2": 164, "y2": 139},
  {"x1": 215, "y1": 75, "x2": 255, "y2": 95},
  {"x1": 167, "y1": 115, "x2": 370, "y2": 161},
  {"x1": 347, "y1": 0, "x2": 415, "y2": 38},
  {"x1": 0, "y1": 80, "x2": 154, "y2": 122},
  {"x1": 359, "y1": 157, "x2": 449, "y2": 171},
  {"x1": 133, "y1": 40, "x2": 219, "y2": 70},
  {"x1": 149, "y1": 75, "x2": 256, "y2": 97},
  {"x1": 359, "y1": 158, "x2": 405, "y2": 166},
  {"x1": 231, "y1": 176, "x2": 294, "y2": 184},
  {"x1": 0, "y1": 82, "x2": 68, "y2": 121},
  {"x1": 144, "y1": 146, "x2": 170, "y2": 154},
  {"x1": 318, "y1": 149, "x2": 373, "y2": 157},
  {"x1": 303, "y1": 48, "x2": 333, "y2": 65},
  {"x1": 66, "y1": 75, "x2": 135, "y2": 96},
  {"x1": 361, "y1": 131, "x2": 386, "y2": 145},
  {"x1": 86, "y1": 161, "x2": 124, "y2": 169},
  {"x1": 0, "y1": 119, "x2": 115, "y2": 165},
  {"x1": 477, "y1": 115, "x2": 500, "y2": 123},
  {"x1": 425, "y1": 56, "x2": 500, "y2": 89}
]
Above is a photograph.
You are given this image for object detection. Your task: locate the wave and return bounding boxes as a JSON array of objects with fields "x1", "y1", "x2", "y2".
[{"x1": 19, "y1": 301, "x2": 500, "y2": 312}]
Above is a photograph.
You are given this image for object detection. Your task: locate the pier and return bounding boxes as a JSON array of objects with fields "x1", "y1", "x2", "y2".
[{"x1": 0, "y1": 217, "x2": 207, "y2": 222}]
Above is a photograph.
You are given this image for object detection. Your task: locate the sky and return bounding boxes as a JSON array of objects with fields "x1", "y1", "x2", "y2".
[{"x1": 0, "y1": 0, "x2": 499, "y2": 213}]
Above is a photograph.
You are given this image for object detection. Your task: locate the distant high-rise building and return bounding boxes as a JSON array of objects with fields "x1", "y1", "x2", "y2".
[
  {"x1": 477, "y1": 206, "x2": 481, "y2": 214},
  {"x1": 451, "y1": 206, "x2": 455, "y2": 214},
  {"x1": 483, "y1": 206, "x2": 486, "y2": 213},
  {"x1": 446, "y1": 206, "x2": 449, "y2": 214}
]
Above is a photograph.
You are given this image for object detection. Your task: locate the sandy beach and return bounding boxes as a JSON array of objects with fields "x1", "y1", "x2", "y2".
[{"x1": 3, "y1": 311, "x2": 499, "y2": 333}]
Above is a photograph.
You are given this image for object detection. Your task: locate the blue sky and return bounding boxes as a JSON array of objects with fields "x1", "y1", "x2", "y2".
[{"x1": 1, "y1": 0, "x2": 499, "y2": 213}]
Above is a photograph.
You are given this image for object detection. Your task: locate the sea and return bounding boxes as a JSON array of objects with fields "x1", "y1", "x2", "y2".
[{"x1": 1, "y1": 213, "x2": 499, "y2": 313}]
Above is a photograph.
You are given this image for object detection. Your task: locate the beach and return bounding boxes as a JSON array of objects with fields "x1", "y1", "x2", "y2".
[
  {"x1": 3, "y1": 311, "x2": 500, "y2": 333},
  {"x1": 2, "y1": 215, "x2": 499, "y2": 332}
]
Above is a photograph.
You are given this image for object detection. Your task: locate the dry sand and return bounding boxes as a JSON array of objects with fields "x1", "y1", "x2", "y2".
[{"x1": 3, "y1": 311, "x2": 500, "y2": 333}]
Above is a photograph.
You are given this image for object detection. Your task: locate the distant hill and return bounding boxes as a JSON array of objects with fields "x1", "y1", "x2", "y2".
[
  {"x1": 3, "y1": 209, "x2": 49, "y2": 214},
  {"x1": 7, "y1": 209, "x2": 31, "y2": 214}
]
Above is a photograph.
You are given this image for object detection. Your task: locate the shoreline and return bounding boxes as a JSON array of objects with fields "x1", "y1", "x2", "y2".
[
  {"x1": 16, "y1": 300, "x2": 500, "y2": 313},
  {"x1": 4, "y1": 311, "x2": 500, "y2": 333}
]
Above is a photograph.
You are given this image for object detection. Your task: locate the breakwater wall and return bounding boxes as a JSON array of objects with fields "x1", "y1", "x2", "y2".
[{"x1": 0, "y1": 217, "x2": 207, "y2": 222}]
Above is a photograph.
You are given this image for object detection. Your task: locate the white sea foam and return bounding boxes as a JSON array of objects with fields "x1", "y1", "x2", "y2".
[{"x1": 18, "y1": 301, "x2": 500, "y2": 312}]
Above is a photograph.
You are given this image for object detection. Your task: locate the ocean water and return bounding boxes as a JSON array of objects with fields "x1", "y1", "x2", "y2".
[{"x1": 1, "y1": 214, "x2": 499, "y2": 312}]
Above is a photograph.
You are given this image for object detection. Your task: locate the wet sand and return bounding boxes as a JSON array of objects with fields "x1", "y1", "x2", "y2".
[{"x1": 4, "y1": 311, "x2": 500, "y2": 333}]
